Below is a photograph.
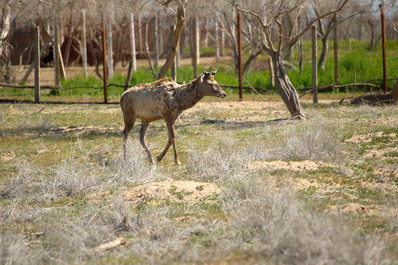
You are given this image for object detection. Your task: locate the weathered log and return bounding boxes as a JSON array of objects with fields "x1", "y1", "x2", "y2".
[
  {"x1": 93, "y1": 237, "x2": 127, "y2": 252},
  {"x1": 350, "y1": 93, "x2": 393, "y2": 105}
]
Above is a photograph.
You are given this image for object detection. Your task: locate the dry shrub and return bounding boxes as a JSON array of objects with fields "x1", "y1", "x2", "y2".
[
  {"x1": 185, "y1": 137, "x2": 254, "y2": 182},
  {"x1": 0, "y1": 231, "x2": 43, "y2": 265},
  {"x1": 108, "y1": 139, "x2": 163, "y2": 186},
  {"x1": 221, "y1": 180, "x2": 388, "y2": 265},
  {"x1": 272, "y1": 122, "x2": 344, "y2": 162}
]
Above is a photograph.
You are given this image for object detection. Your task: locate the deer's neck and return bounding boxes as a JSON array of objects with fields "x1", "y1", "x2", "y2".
[{"x1": 173, "y1": 80, "x2": 203, "y2": 111}]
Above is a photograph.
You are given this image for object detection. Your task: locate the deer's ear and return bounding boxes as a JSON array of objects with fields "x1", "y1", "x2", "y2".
[
  {"x1": 200, "y1": 74, "x2": 204, "y2": 82},
  {"x1": 211, "y1": 70, "x2": 217, "y2": 76}
]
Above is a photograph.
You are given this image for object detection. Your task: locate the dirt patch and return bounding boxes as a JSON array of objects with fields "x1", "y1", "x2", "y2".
[
  {"x1": 345, "y1": 132, "x2": 397, "y2": 144},
  {"x1": 45, "y1": 125, "x2": 119, "y2": 137},
  {"x1": 363, "y1": 147, "x2": 398, "y2": 158},
  {"x1": 361, "y1": 179, "x2": 398, "y2": 192},
  {"x1": 121, "y1": 180, "x2": 221, "y2": 206},
  {"x1": 330, "y1": 203, "x2": 381, "y2": 215},
  {"x1": 247, "y1": 160, "x2": 333, "y2": 171},
  {"x1": 330, "y1": 203, "x2": 398, "y2": 217},
  {"x1": 88, "y1": 181, "x2": 221, "y2": 206}
]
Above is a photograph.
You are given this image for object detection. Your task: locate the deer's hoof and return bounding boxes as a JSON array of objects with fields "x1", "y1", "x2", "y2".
[{"x1": 175, "y1": 159, "x2": 181, "y2": 166}]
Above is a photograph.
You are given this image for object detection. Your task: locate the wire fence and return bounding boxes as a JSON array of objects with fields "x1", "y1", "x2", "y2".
[{"x1": 1, "y1": 6, "x2": 397, "y2": 103}]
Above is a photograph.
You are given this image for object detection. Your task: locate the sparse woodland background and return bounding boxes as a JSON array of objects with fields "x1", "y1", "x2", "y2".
[
  {"x1": 1, "y1": 1, "x2": 398, "y2": 265},
  {"x1": 1, "y1": 0, "x2": 398, "y2": 100}
]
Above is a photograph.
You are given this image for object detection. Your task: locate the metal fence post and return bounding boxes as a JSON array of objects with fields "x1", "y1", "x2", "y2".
[
  {"x1": 312, "y1": 25, "x2": 318, "y2": 104},
  {"x1": 34, "y1": 26, "x2": 40, "y2": 103}
]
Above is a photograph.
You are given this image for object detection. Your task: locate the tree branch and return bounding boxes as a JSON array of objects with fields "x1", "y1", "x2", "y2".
[{"x1": 289, "y1": 0, "x2": 349, "y2": 47}]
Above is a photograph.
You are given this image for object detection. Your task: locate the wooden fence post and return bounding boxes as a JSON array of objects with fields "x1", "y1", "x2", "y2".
[
  {"x1": 34, "y1": 26, "x2": 40, "y2": 103},
  {"x1": 312, "y1": 25, "x2": 318, "y2": 104}
]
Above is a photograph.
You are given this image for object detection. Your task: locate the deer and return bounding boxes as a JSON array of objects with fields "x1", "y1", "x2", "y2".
[{"x1": 120, "y1": 71, "x2": 227, "y2": 165}]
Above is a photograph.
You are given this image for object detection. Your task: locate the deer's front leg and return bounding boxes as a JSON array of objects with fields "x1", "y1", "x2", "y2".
[{"x1": 165, "y1": 118, "x2": 180, "y2": 165}]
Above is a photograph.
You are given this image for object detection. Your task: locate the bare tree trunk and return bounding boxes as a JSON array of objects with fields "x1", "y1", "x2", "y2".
[
  {"x1": 145, "y1": 21, "x2": 157, "y2": 79},
  {"x1": 271, "y1": 52, "x2": 305, "y2": 119},
  {"x1": 130, "y1": 13, "x2": 137, "y2": 72},
  {"x1": 106, "y1": 11, "x2": 114, "y2": 78},
  {"x1": 220, "y1": 19, "x2": 225, "y2": 57},
  {"x1": 318, "y1": 37, "x2": 328, "y2": 70},
  {"x1": 137, "y1": 16, "x2": 143, "y2": 54},
  {"x1": 157, "y1": 5, "x2": 185, "y2": 79},
  {"x1": 54, "y1": 13, "x2": 60, "y2": 90},
  {"x1": 154, "y1": 13, "x2": 159, "y2": 68},
  {"x1": 81, "y1": 9, "x2": 88, "y2": 77},
  {"x1": 0, "y1": 1, "x2": 11, "y2": 59},
  {"x1": 298, "y1": 18, "x2": 303, "y2": 72},
  {"x1": 215, "y1": 19, "x2": 220, "y2": 59},
  {"x1": 193, "y1": 16, "x2": 200, "y2": 66}
]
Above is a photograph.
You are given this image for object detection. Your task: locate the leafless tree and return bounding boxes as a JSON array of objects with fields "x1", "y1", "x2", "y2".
[
  {"x1": 236, "y1": 0, "x2": 349, "y2": 119},
  {"x1": 311, "y1": 0, "x2": 364, "y2": 70},
  {"x1": 155, "y1": 0, "x2": 187, "y2": 79}
]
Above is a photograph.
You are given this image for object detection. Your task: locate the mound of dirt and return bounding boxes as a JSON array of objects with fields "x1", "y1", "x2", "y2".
[
  {"x1": 247, "y1": 160, "x2": 332, "y2": 171},
  {"x1": 121, "y1": 180, "x2": 221, "y2": 206}
]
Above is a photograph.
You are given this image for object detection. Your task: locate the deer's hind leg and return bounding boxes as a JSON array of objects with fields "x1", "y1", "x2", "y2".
[
  {"x1": 156, "y1": 139, "x2": 172, "y2": 163},
  {"x1": 122, "y1": 114, "x2": 136, "y2": 160},
  {"x1": 139, "y1": 120, "x2": 155, "y2": 164}
]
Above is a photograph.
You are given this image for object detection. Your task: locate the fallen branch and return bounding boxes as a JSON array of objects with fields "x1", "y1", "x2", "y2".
[
  {"x1": 299, "y1": 82, "x2": 379, "y2": 98},
  {"x1": 93, "y1": 237, "x2": 127, "y2": 252}
]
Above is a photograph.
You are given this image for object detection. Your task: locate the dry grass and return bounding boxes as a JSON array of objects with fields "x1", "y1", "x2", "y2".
[{"x1": 0, "y1": 101, "x2": 398, "y2": 264}]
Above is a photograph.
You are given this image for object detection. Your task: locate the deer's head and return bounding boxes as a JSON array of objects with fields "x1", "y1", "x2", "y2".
[{"x1": 199, "y1": 71, "x2": 227, "y2": 98}]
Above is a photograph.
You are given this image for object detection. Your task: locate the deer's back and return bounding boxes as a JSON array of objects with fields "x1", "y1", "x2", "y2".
[{"x1": 121, "y1": 80, "x2": 177, "y2": 121}]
